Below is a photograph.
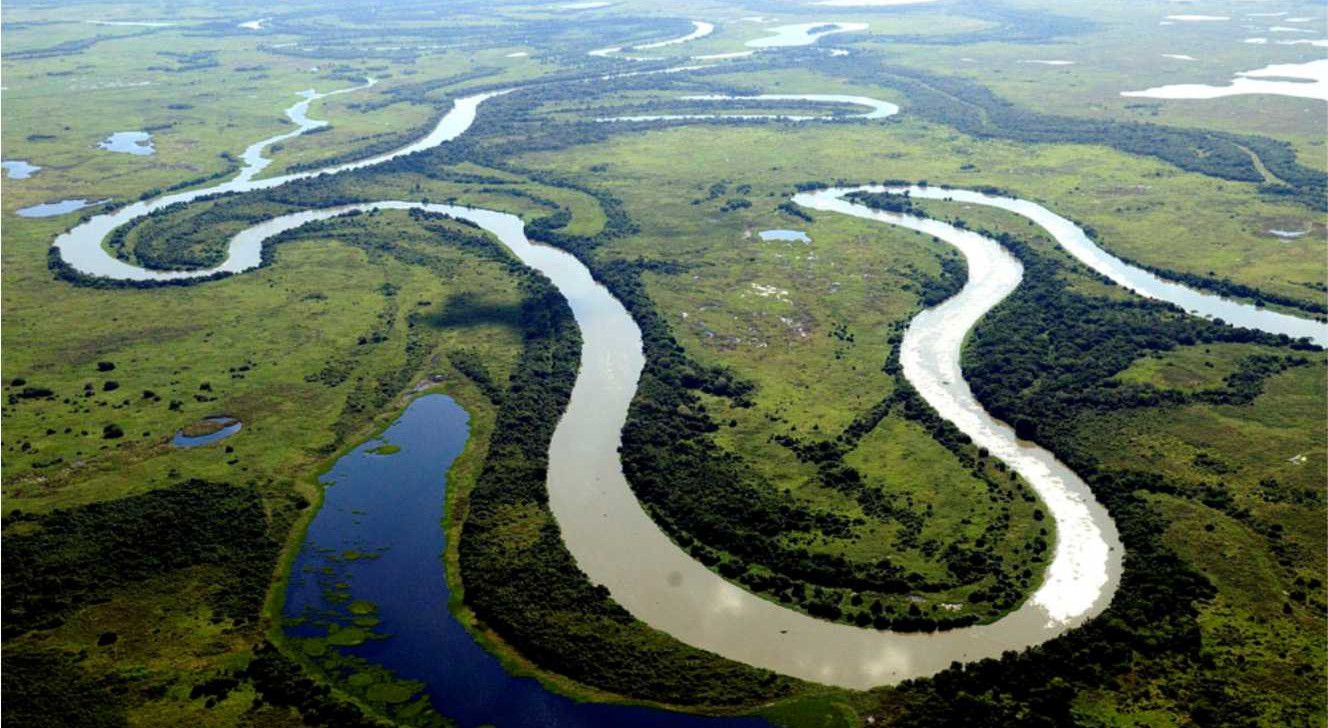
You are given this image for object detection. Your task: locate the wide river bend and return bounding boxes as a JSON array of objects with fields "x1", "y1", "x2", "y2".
[{"x1": 44, "y1": 85, "x2": 1324, "y2": 690}]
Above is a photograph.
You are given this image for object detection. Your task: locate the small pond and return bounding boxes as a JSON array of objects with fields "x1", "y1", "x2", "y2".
[
  {"x1": 17, "y1": 198, "x2": 108, "y2": 218},
  {"x1": 99, "y1": 131, "x2": 155, "y2": 156},
  {"x1": 1268, "y1": 228, "x2": 1310, "y2": 239},
  {"x1": 758, "y1": 229, "x2": 811, "y2": 242},
  {"x1": 2, "y1": 160, "x2": 41, "y2": 179},
  {"x1": 172, "y1": 417, "x2": 242, "y2": 447}
]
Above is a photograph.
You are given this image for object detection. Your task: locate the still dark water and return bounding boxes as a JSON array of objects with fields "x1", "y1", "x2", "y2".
[
  {"x1": 172, "y1": 417, "x2": 242, "y2": 447},
  {"x1": 282, "y1": 394, "x2": 771, "y2": 728}
]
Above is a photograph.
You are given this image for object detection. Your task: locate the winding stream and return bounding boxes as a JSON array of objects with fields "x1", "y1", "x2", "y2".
[
  {"x1": 866, "y1": 185, "x2": 1327, "y2": 346},
  {"x1": 745, "y1": 22, "x2": 869, "y2": 48},
  {"x1": 595, "y1": 93, "x2": 898, "y2": 122},
  {"x1": 41, "y1": 78, "x2": 1324, "y2": 695},
  {"x1": 589, "y1": 20, "x2": 714, "y2": 57},
  {"x1": 234, "y1": 78, "x2": 378, "y2": 184}
]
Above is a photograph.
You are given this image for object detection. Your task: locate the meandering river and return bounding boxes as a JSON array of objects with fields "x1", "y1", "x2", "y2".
[
  {"x1": 595, "y1": 93, "x2": 898, "y2": 122},
  {"x1": 863, "y1": 185, "x2": 1327, "y2": 346},
  {"x1": 42, "y1": 76, "x2": 1324, "y2": 697}
]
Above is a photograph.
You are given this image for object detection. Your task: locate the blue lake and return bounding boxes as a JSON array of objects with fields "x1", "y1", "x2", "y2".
[
  {"x1": 99, "y1": 131, "x2": 155, "y2": 156},
  {"x1": 16, "y1": 198, "x2": 107, "y2": 218},
  {"x1": 282, "y1": 394, "x2": 772, "y2": 728},
  {"x1": 172, "y1": 418, "x2": 242, "y2": 447},
  {"x1": 2, "y1": 160, "x2": 41, "y2": 179},
  {"x1": 758, "y1": 229, "x2": 810, "y2": 242}
]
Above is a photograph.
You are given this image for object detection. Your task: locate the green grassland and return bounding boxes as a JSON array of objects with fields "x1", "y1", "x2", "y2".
[
  {"x1": 2, "y1": 36, "x2": 375, "y2": 202},
  {"x1": 515, "y1": 108, "x2": 1321, "y2": 371},
  {"x1": 1070, "y1": 352, "x2": 1326, "y2": 726},
  {"x1": 2, "y1": 203, "x2": 531, "y2": 725},
  {"x1": 838, "y1": 0, "x2": 1327, "y2": 170},
  {"x1": 3, "y1": 211, "x2": 527, "y2": 512},
  {"x1": 3, "y1": 0, "x2": 1325, "y2": 726},
  {"x1": 669, "y1": 65, "x2": 1323, "y2": 309},
  {"x1": 515, "y1": 120, "x2": 1060, "y2": 623},
  {"x1": 0, "y1": 5, "x2": 556, "y2": 216},
  {"x1": 1115, "y1": 342, "x2": 1293, "y2": 392}
]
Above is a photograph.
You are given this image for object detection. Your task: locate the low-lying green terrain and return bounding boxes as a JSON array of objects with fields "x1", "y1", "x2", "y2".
[
  {"x1": 3, "y1": 0, "x2": 1324, "y2": 727},
  {"x1": 840, "y1": 192, "x2": 1325, "y2": 727}
]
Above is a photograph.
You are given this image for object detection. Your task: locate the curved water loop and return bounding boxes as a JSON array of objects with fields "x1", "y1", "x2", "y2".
[
  {"x1": 595, "y1": 93, "x2": 898, "y2": 122},
  {"x1": 860, "y1": 185, "x2": 1328, "y2": 346},
  {"x1": 43, "y1": 83, "x2": 1321, "y2": 690},
  {"x1": 53, "y1": 90, "x2": 509, "y2": 280},
  {"x1": 589, "y1": 20, "x2": 714, "y2": 58}
]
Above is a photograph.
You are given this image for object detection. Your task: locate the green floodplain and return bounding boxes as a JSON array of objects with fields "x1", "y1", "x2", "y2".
[{"x1": 2, "y1": 0, "x2": 1324, "y2": 726}]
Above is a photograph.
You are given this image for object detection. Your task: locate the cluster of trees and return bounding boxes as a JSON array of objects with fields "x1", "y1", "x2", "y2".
[
  {"x1": 349, "y1": 69, "x2": 501, "y2": 114},
  {"x1": 456, "y1": 250, "x2": 800, "y2": 705},
  {"x1": 243, "y1": 642, "x2": 407, "y2": 728},
  {"x1": 2, "y1": 479, "x2": 278, "y2": 639},
  {"x1": 903, "y1": 254, "x2": 967, "y2": 307},
  {"x1": 447, "y1": 349, "x2": 503, "y2": 404},
  {"x1": 846, "y1": 190, "x2": 921, "y2": 215},
  {"x1": 9, "y1": 634, "x2": 431, "y2": 728},
  {"x1": 109, "y1": 196, "x2": 296, "y2": 270},
  {"x1": 777, "y1": 201, "x2": 813, "y2": 222},
  {"x1": 281, "y1": 119, "x2": 437, "y2": 175},
  {"x1": 1194, "y1": 353, "x2": 1313, "y2": 406},
  {"x1": 154, "y1": 152, "x2": 240, "y2": 197},
  {"x1": 148, "y1": 50, "x2": 219, "y2": 73},
  {"x1": 960, "y1": 227, "x2": 1315, "y2": 443},
  {"x1": 49, "y1": 246, "x2": 232, "y2": 290},
  {"x1": 6, "y1": 30, "x2": 150, "y2": 61},
  {"x1": 2, "y1": 646, "x2": 130, "y2": 728}
]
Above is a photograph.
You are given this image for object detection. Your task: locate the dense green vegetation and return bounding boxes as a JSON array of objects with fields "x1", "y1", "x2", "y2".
[
  {"x1": 3, "y1": 479, "x2": 277, "y2": 638},
  {"x1": 844, "y1": 193, "x2": 1325, "y2": 727},
  {"x1": 5, "y1": 191, "x2": 533, "y2": 726},
  {"x1": 3, "y1": 0, "x2": 1324, "y2": 726},
  {"x1": 456, "y1": 235, "x2": 805, "y2": 706},
  {"x1": 608, "y1": 252, "x2": 1042, "y2": 630},
  {"x1": 0, "y1": 478, "x2": 403, "y2": 728},
  {"x1": 2, "y1": 646, "x2": 132, "y2": 728}
]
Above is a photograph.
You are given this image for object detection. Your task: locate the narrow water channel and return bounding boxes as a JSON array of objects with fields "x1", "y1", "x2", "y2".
[{"x1": 859, "y1": 185, "x2": 1328, "y2": 346}]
